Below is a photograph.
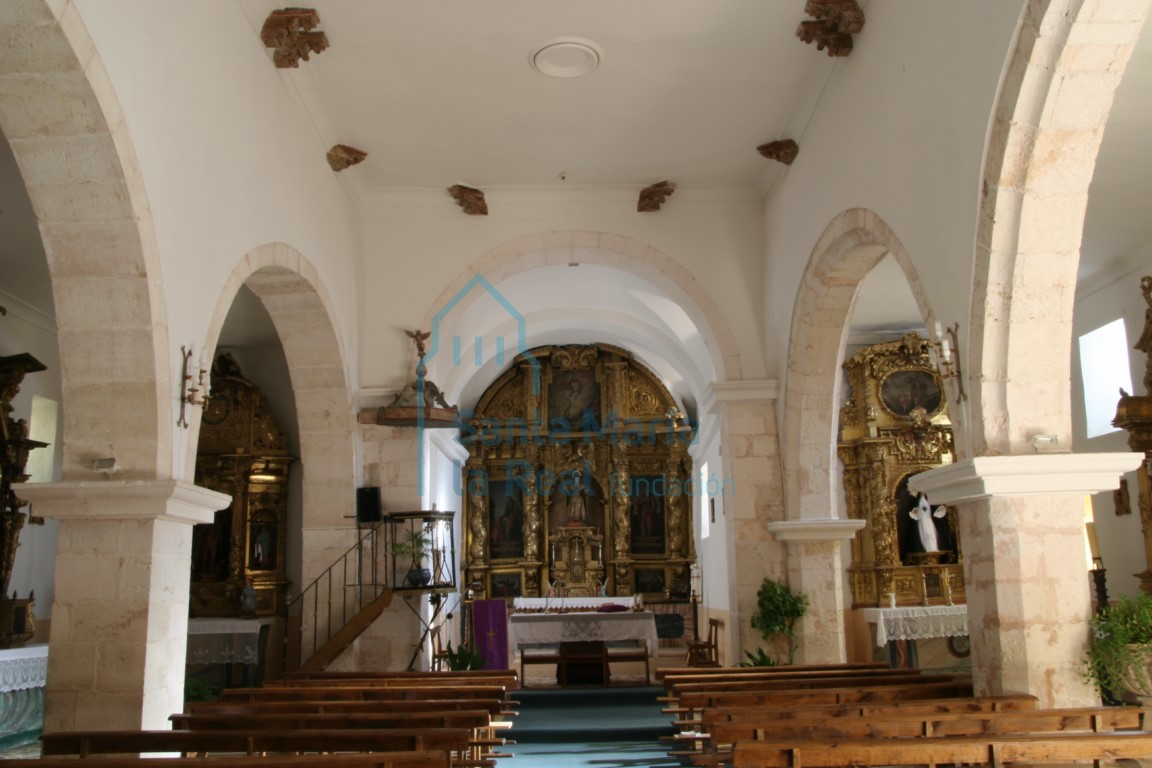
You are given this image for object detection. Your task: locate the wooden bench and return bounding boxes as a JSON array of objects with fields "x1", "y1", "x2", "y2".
[
  {"x1": 5, "y1": 754, "x2": 450, "y2": 768},
  {"x1": 658, "y1": 662, "x2": 894, "y2": 690},
  {"x1": 170, "y1": 709, "x2": 494, "y2": 732},
  {"x1": 696, "y1": 706, "x2": 1148, "y2": 766},
  {"x1": 281, "y1": 670, "x2": 516, "y2": 681},
  {"x1": 667, "y1": 671, "x2": 963, "y2": 698},
  {"x1": 184, "y1": 697, "x2": 513, "y2": 718},
  {"x1": 270, "y1": 676, "x2": 518, "y2": 689},
  {"x1": 221, "y1": 685, "x2": 511, "y2": 703},
  {"x1": 41, "y1": 728, "x2": 473, "y2": 760},
  {"x1": 732, "y1": 731, "x2": 1152, "y2": 768}
]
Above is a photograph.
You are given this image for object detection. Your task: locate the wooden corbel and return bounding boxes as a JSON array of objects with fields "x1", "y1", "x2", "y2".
[
  {"x1": 757, "y1": 139, "x2": 800, "y2": 165},
  {"x1": 327, "y1": 145, "x2": 368, "y2": 172}
]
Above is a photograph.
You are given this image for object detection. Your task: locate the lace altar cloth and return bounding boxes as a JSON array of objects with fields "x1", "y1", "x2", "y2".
[
  {"x1": 187, "y1": 618, "x2": 263, "y2": 665},
  {"x1": 860, "y1": 605, "x2": 968, "y2": 647},
  {"x1": 508, "y1": 610, "x2": 658, "y2": 659},
  {"x1": 0, "y1": 645, "x2": 47, "y2": 692}
]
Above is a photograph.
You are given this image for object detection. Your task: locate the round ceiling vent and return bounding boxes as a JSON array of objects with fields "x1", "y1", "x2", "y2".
[{"x1": 530, "y1": 38, "x2": 603, "y2": 78}]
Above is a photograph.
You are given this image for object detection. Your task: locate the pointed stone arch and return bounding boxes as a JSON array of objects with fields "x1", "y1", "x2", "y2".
[
  {"x1": 781, "y1": 208, "x2": 935, "y2": 523},
  {"x1": 0, "y1": 0, "x2": 170, "y2": 479}
]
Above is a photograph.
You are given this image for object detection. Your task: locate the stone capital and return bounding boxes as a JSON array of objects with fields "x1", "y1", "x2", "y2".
[
  {"x1": 767, "y1": 517, "x2": 864, "y2": 541},
  {"x1": 704, "y1": 379, "x2": 780, "y2": 415},
  {"x1": 19, "y1": 480, "x2": 228, "y2": 525},
  {"x1": 908, "y1": 453, "x2": 1142, "y2": 506}
]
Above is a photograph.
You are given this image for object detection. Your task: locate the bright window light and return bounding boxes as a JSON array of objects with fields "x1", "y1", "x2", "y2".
[
  {"x1": 1079, "y1": 319, "x2": 1133, "y2": 438},
  {"x1": 700, "y1": 462, "x2": 709, "y2": 540}
]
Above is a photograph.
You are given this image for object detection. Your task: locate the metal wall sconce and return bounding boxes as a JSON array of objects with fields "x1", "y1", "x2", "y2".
[
  {"x1": 177, "y1": 345, "x2": 208, "y2": 428},
  {"x1": 931, "y1": 322, "x2": 967, "y2": 402}
]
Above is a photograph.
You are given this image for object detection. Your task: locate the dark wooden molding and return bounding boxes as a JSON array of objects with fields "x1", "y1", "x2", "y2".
[
  {"x1": 448, "y1": 184, "x2": 488, "y2": 215},
  {"x1": 638, "y1": 180, "x2": 676, "y2": 212},
  {"x1": 327, "y1": 145, "x2": 367, "y2": 172},
  {"x1": 797, "y1": 0, "x2": 864, "y2": 57},
  {"x1": 757, "y1": 139, "x2": 800, "y2": 165},
  {"x1": 260, "y1": 8, "x2": 329, "y2": 68}
]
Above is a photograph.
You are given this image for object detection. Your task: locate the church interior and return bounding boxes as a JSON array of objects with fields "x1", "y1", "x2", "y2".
[{"x1": 2, "y1": 0, "x2": 1152, "y2": 749}]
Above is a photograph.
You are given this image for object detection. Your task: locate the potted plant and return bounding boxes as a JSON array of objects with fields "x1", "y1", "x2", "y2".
[
  {"x1": 393, "y1": 526, "x2": 433, "y2": 587},
  {"x1": 443, "y1": 641, "x2": 486, "y2": 671},
  {"x1": 1084, "y1": 592, "x2": 1152, "y2": 704},
  {"x1": 750, "y1": 577, "x2": 809, "y2": 664}
]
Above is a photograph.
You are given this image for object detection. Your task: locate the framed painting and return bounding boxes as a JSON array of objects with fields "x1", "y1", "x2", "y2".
[
  {"x1": 490, "y1": 570, "x2": 523, "y2": 598},
  {"x1": 629, "y1": 475, "x2": 667, "y2": 555},
  {"x1": 634, "y1": 567, "x2": 666, "y2": 595},
  {"x1": 488, "y1": 481, "x2": 526, "y2": 560},
  {"x1": 879, "y1": 369, "x2": 942, "y2": 417},
  {"x1": 547, "y1": 369, "x2": 601, "y2": 430}
]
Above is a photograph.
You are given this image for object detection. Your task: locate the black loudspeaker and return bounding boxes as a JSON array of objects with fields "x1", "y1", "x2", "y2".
[{"x1": 356, "y1": 486, "x2": 382, "y2": 524}]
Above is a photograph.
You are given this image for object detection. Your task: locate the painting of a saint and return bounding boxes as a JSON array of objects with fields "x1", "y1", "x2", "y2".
[
  {"x1": 629, "y1": 475, "x2": 666, "y2": 555},
  {"x1": 880, "y1": 370, "x2": 942, "y2": 417},
  {"x1": 491, "y1": 571, "x2": 522, "y2": 598},
  {"x1": 249, "y1": 520, "x2": 277, "y2": 570},
  {"x1": 548, "y1": 370, "x2": 601, "y2": 430},
  {"x1": 489, "y1": 483, "x2": 526, "y2": 560}
]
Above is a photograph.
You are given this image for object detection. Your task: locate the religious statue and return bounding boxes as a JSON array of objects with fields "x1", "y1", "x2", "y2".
[{"x1": 909, "y1": 493, "x2": 947, "y2": 552}]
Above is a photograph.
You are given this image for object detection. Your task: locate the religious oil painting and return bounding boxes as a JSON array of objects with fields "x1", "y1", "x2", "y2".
[
  {"x1": 629, "y1": 475, "x2": 667, "y2": 555},
  {"x1": 488, "y1": 482, "x2": 526, "y2": 560},
  {"x1": 879, "y1": 369, "x2": 942, "y2": 417},
  {"x1": 547, "y1": 370, "x2": 601, "y2": 430},
  {"x1": 634, "y1": 567, "x2": 666, "y2": 595},
  {"x1": 192, "y1": 508, "x2": 232, "y2": 582},
  {"x1": 490, "y1": 570, "x2": 523, "y2": 598},
  {"x1": 249, "y1": 519, "x2": 278, "y2": 570}
]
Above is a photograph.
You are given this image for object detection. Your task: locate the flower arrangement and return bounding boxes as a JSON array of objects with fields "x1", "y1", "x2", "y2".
[{"x1": 1084, "y1": 592, "x2": 1152, "y2": 702}]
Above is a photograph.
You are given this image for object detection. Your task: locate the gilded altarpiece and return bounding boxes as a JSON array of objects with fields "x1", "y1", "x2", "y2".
[
  {"x1": 191, "y1": 354, "x2": 295, "y2": 617},
  {"x1": 462, "y1": 344, "x2": 695, "y2": 601},
  {"x1": 838, "y1": 334, "x2": 965, "y2": 608}
]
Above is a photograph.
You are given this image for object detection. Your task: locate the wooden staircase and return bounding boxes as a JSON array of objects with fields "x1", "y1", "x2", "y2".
[{"x1": 296, "y1": 588, "x2": 394, "y2": 672}]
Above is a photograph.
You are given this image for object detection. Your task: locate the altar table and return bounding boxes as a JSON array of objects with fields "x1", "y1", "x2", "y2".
[
  {"x1": 861, "y1": 604, "x2": 968, "y2": 647},
  {"x1": 187, "y1": 618, "x2": 266, "y2": 665},
  {"x1": 507, "y1": 610, "x2": 659, "y2": 660}
]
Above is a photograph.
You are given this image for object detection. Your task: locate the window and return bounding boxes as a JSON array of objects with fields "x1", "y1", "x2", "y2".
[
  {"x1": 699, "y1": 462, "x2": 709, "y2": 539},
  {"x1": 1079, "y1": 318, "x2": 1133, "y2": 438}
]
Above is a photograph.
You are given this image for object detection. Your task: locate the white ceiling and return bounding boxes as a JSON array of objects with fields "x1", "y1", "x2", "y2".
[{"x1": 1, "y1": 4, "x2": 1150, "y2": 372}]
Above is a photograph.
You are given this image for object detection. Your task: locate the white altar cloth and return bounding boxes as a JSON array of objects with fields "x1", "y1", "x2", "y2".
[
  {"x1": 0, "y1": 644, "x2": 47, "y2": 692},
  {"x1": 861, "y1": 605, "x2": 968, "y2": 647},
  {"x1": 187, "y1": 618, "x2": 265, "y2": 665},
  {"x1": 508, "y1": 611, "x2": 659, "y2": 659},
  {"x1": 513, "y1": 597, "x2": 631, "y2": 611}
]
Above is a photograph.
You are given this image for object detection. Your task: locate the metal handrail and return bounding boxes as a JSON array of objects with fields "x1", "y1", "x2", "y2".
[{"x1": 284, "y1": 519, "x2": 392, "y2": 667}]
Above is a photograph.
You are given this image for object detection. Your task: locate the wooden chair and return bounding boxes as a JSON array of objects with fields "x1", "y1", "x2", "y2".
[
  {"x1": 429, "y1": 624, "x2": 451, "y2": 672},
  {"x1": 686, "y1": 618, "x2": 720, "y2": 667}
]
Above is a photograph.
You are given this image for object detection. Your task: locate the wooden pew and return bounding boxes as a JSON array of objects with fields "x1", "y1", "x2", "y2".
[
  {"x1": 698, "y1": 706, "x2": 1148, "y2": 766},
  {"x1": 670, "y1": 679, "x2": 975, "y2": 721},
  {"x1": 281, "y1": 670, "x2": 515, "y2": 681},
  {"x1": 184, "y1": 697, "x2": 513, "y2": 718},
  {"x1": 655, "y1": 662, "x2": 889, "y2": 683},
  {"x1": 271, "y1": 676, "x2": 518, "y2": 689},
  {"x1": 732, "y1": 731, "x2": 1152, "y2": 768},
  {"x1": 41, "y1": 729, "x2": 473, "y2": 759},
  {"x1": 8, "y1": 754, "x2": 451, "y2": 768},
  {"x1": 221, "y1": 685, "x2": 511, "y2": 703},
  {"x1": 170, "y1": 709, "x2": 493, "y2": 732},
  {"x1": 667, "y1": 671, "x2": 963, "y2": 698}
]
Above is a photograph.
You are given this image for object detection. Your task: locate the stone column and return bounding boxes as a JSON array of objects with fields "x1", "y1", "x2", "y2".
[
  {"x1": 709, "y1": 381, "x2": 787, "y2": 658},
  {"x1": 767, "y1": 519, "x2": 864, "y2": 664},
  {"x1": 911, "y1": 454, "x2": 1141, "y2": 708},
  {"x1": 19, "y1": 480, "x2": 227, "y2": 731}
]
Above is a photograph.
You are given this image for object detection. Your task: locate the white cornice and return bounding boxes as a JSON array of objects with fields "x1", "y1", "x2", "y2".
[
  {"x1": 19, "y1": 480, "x2": 228, "y2": 525},
  {"x1": 705, "y1": 380, "x2": 779, "y2": 415},
  {"x1": 767, "y1": 518, "x2": 865, "y2": 541},
  {"x1": 907, "y1": 453, "x2": 1143, "y2": 506}
]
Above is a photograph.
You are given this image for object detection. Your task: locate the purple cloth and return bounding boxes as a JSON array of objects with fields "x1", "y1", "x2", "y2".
[{"x1": 472, "y1": 599, "x2": 509, "y2": 669}]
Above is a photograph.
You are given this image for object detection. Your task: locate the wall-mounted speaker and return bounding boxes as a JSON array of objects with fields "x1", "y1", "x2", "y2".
[{"x1": 356, "y1": 486, "x2": 382, "y2": 524}]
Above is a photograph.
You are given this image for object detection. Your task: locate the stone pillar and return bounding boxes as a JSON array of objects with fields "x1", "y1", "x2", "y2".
[
  {"x1": 709, "y1": 381, "x2": 787, "y2": 659},
  {"x1": 911, "y1": 454, "x2": 1141, "y2": 707},
  {"x1": 19, "y1": 480, "x2": 227, "y2": 731},
  {"x1": 767, "y1": 519, "x2": 864, "y2": 664}
]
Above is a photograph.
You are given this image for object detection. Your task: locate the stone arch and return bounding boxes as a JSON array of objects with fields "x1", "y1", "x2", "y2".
[
  {"x1": 0, "y1": 1, "x2": 170, "y2": 479},
  {"x1": 421, "y1": 231, "x2": 742, "y2": 383},
  {"x1": 198, "y1": 243, "x2": 357, "y2": 533},
  {"x1": 781, "y1": 209, "x2": 936, "y2": 522},
  {"x1": 971, "y1": 0, "x2": 1152, "y2": 456}
]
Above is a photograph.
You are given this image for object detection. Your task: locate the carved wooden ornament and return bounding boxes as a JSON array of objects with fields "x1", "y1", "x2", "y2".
[
  {"x1": 448, "y1": 184, "x2": 488, "y2": 215},
  {"x1": 797, "y1": 0, "x2": 864, "y2": 57},
  {"x1": 637, "y1": 180, "x2": 676, "y2": 212},
  {"x1": 326, "y1": 144, "x2": 367, "y2": 172},
  {"x1": 261, "y1": 8, "x2": 329, "y2": 68},
  {"x1": 758, "y1": 139, "x2": 800, "y2": 165}
]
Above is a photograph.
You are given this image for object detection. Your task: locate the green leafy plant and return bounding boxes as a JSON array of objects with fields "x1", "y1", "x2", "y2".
[
  {"x1": 738, "y1": 647, "x2": 781, "y2": 667},
  {"x1": 183, "y1": 676, "x2": 221, "y2": 702},
  {"x1": 393, "y1": 526, "x2": 433, "y2": 586},
  {"x1": 750, "y1": 577, "x2": 809, "y2": 664},
  {"x1": 1084, "y1": 593, "x2": 1152, "y2": 700},
  {"x1": 443, "y1": 641, "x2": 486, "y2": 671}
]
